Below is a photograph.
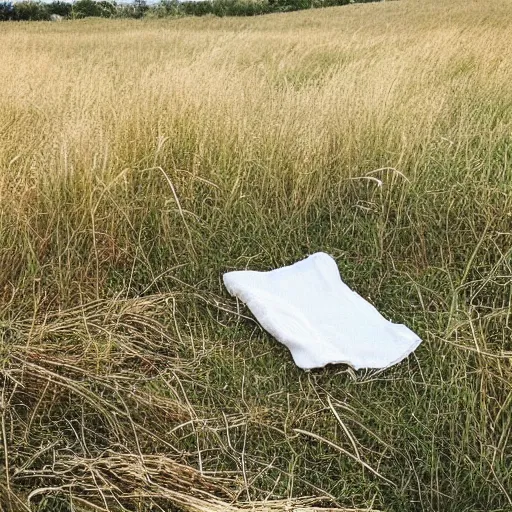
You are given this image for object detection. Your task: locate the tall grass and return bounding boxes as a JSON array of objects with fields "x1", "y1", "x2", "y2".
[{"x1": 0, "y1": 0, "x2": 511, "y2": 510}]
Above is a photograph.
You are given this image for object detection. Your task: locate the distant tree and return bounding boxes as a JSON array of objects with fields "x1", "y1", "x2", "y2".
[
  {"x1": 151, "y1": 0, "x2": 180, "y2": 17},
  {"x1": 47, "y1": 0, "x2": 72, "y2": 17},
  {"x1": 13, "y1": 1, "x2": 49, "y2": 20},
  {"x1": 0, "y1": 1, "x2": 14, "y2": 20},
  {"x1": 97, "y1": 0, "x2": 117, "y2": 16},
  {"x1": 180, "y1": 0, "x2": 213, "y2": 16},
  {"x1": 72, "y1": 0, "x2": 116, "y2": 18},
  {"x1": 132, "y1": 0, "x2": 148, "y2": 18},
  {"x1": 273, "y1": 0, "x2": 312, "y2": 11}
]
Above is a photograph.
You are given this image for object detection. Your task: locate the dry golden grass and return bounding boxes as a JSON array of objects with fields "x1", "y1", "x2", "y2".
[{"x1": 0, "y1": 0, "x2": 511, "y2": 510}]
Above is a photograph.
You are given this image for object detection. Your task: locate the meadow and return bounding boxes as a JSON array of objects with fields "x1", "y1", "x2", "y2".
[{"x1": 0, "y1": 0, "x2": 511, "y2": 510}]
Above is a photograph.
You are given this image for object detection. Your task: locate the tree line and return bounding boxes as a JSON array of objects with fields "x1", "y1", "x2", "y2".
[{"x1": 0, "y1": 0, "x2": 379, "y2": 21}]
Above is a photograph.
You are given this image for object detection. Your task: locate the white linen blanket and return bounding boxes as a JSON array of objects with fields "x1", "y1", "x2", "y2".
[{"x1": 223, "y1": 252, "x2": 421, "y2": 370}]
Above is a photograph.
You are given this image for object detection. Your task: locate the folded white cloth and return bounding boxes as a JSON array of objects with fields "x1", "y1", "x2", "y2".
[{"x1": 223, "y1": 252, "x2": 421, "y2": 370}]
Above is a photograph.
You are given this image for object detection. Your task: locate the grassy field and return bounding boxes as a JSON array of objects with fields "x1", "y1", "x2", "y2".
[{"x1": 1, "y1": 0, "x2": 511, "y2": 510}]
